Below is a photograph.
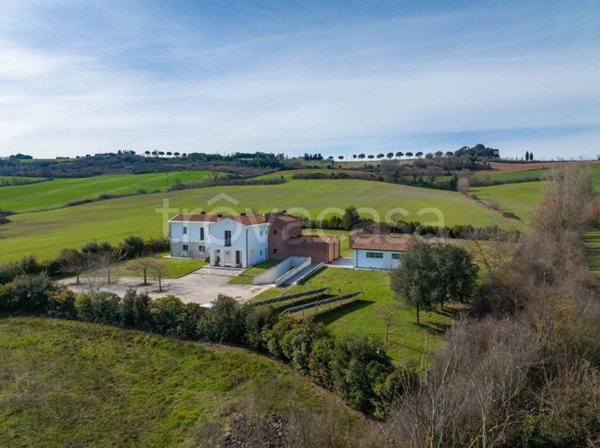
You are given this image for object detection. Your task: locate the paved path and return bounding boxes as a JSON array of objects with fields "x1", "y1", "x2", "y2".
[{"x1": 59, "y1": 267, "x2": 271, "y2": 305}]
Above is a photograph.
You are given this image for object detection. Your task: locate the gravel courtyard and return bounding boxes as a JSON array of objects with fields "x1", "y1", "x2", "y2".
[{"x1": 60, "y1": 267, "x2": 272, "y2": 305}]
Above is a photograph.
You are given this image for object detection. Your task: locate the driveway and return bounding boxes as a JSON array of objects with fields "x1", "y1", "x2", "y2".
[{"x1": 60, "y1": 267, "x2": 272, "y2": 305}]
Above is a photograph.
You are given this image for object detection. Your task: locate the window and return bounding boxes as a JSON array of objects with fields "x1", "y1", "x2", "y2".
[
  {"x1": 200, "y1": 227, "x2": 205, "y2": 240},
  {"x1": 366, "y1": 252, "x2": 383, "y2": 259},
  {"x1": 273, "y1": 230, "x2": 278, "y2": 235},
  {"x1": 183, "y1": 226, "x2": 187, "y2": 235},
  {"x1": 273, "y1": 248, "x2": 278, "y2": 253},
  {"x1": 392, "y1": 253, "x2": 401, "y2": 260},
  {"x1": 260, "y1": 250, "x2": 263, "y2": 256},
  {"x1": 199, "y1": 245, "x2": 205, "y2": 252},
  {"x1": 183, "y1": 244, "x2": 189, "y2": 251},
  {"x1": 224, "y1": 230, "x2": 232, "y2": 247}
]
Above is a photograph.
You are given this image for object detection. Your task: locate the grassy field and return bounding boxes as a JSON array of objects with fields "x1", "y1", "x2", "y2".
[
  {"x1": 0, "y1": 171, "x2": 217, "y2": 213},
  {"x1": 473, "y1": 168, "x2": 548, "y2": 181},
  {"x1": 0, "y1": 317, "x2": 360, "y2": 448},
  {"x1": 0, "y1": 179, "x2": 519, "y2": 263},
  {"x1": 470, "y1": 181, "x2": 547, "y2": 223},
  {"x1": 253, "y1": 267, "x2": 454, "y2": 365},
  {"x1": 0, "y1": 175, "x2": 47, "y2": 186}
]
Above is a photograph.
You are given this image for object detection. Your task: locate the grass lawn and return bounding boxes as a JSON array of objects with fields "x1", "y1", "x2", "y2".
[
  {"x1": 0, "y1": 317, "x2": 361, "y2": 448},
  {"x1": 112, "y1": 257, "x2": 207, "y2": 280},
  {"x1": 0, "y1": 179, "x2": 519, "y2": 264},
  {"x1": 0, "y1": 170, "x2": 218, "y2": 213},
  {"x1": 229, "y1": 260, "x2": 281, "y2": 285},
  {"x1": 252, "y1": 267, "x2": 454, "y2": 366}
]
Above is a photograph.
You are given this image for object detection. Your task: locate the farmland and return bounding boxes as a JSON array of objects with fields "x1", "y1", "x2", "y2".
[
  {"x1": 0, "y1": 179, "x2": 519, "y2": 263},
  {"x1": 0, "y1": 171, "x2": 217, "y2": 213},
  {"x1": 0, "y1": 317, "x2": 361, "y2": 448}
]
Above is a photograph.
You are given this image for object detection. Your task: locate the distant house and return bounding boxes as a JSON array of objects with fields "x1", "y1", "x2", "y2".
[
  {"x1": 350, "y1": 224, "x2": 410, "y2": 269},
  {"x1": 168, "y1": 211, "x2": 340, "y2": 268}
]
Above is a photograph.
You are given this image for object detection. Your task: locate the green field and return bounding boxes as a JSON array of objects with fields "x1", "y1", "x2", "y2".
[
  {"x1": 253, "y1": 267, "x2": 454, "y2": 364},
  {"x1": 470, "y1": 181, "x2": 546, "y2": 223},
  {"x1": 0, "y1": 171, "x2": 217, "y2": 213},
  {"x1": 0, "y1": 179, "x2": 519, "y2": 263},
  {"x1": 0, "y1": 317, "x2": 360, "y2": 448},
  {"x1": 474, "y1": 168, "x2": 548, "y2": 181},
  {"x1": 0, "y1": 175, "x2": 47, "y2": 186}
]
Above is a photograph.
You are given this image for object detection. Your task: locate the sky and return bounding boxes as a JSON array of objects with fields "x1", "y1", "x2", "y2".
[{"x1": 0, "y1": 0, "x2": 599, "y2": 160}]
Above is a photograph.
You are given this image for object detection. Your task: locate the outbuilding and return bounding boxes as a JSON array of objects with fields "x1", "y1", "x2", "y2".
[{"x1": 350, "y1": 234, "x2": 411, "y2": 270}]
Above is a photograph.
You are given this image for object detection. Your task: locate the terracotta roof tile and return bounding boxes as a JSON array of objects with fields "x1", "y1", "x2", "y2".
[
  {"x1": 350, "y1": 235, "x2": 411, "y2": 252},
  {"x1": 169, "y1": 213, "x2": 266, "y2": 225}
]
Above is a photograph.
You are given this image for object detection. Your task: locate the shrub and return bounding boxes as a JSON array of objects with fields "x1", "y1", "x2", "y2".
[
  {"x1": 280, "y1": 322, "x2": 329, "y2": 372},
  {"x1": 75, "y1": 292, "x2": 121, "y2": 324},
  {"x1": 197, "y1": 295, "x2": 244, "y2": 343},
  {"x1": 308, "y1": 337, "x2": 335, "y2": 387},
  {"x1": 264, "y1": 316, "x2": 298, "y2": 358},
  {"x1": 121, "y1": 288, "x2": 152, "y2": 330},
  {"x1": 149, "y1": 295, "x2": 185, "y2": 336},
  {"x1": 330, "y1": 335, "x2": 393, "y2": 414},
  {"x1": 119, "y1": 235, "x2": 146, "y2": 259},
  {"x1": 242, "y1": 305, "x2": 278, "y2": 350},
  {"x1": 0, "y1": 273, "x2": 55, "y2": 313},
  {"x1": 47, "y1": 288, "x2": 77, "y2": 319}
]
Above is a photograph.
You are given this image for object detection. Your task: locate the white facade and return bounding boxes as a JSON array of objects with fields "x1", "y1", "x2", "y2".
[
  {"x1": 169, "y1": 216, "x2": 269, "y2": 268},
  {"x1": 353, "y1": 249, "x2": 402, "y2": 270},
  {"x1": 169, "y1": 221, "x2": 211, "y2": 259},
  {"x1": 208, "y1": 218, "x2": 269, "y2": 268}
]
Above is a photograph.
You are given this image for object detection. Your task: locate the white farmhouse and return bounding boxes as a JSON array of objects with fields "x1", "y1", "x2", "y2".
[{"x1": 169, "y1": 213, "x2": 269, "y2": 268}]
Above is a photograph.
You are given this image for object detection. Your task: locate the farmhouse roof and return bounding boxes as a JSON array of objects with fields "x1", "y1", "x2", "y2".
[
  {"x1": 169, "y1": 213, "x2": 267, "y2": 225},
  {"x1": 350, "y1": 235, "x2": 411, "y2": 252}
]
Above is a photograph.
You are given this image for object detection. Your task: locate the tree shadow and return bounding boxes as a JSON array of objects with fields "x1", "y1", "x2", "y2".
[{"x1": 314, "y1": 299, "x2": 375, "y2": 325}]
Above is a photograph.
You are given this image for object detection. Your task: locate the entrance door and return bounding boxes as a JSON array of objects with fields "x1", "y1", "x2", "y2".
[
  {"x1": 224, "y1": 250, "x2": 232, "y2": 267},
  {"x1": 235, "y1": 250, "x2": 242, "y2": 267}
]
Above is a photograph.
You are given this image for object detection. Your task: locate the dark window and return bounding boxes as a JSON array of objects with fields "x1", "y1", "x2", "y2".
[
  {"x1": 273, "y1": 230, "x2": 277, "y2": 235},
  {"x1": 183, "y1": 244, "x2": 189, "y2": 251},
  {"x1": 224, "y1": 230, "x2": 232, "y2": 247},
  {"x1": 199, "y1": 245, "x2": 205, "y2": 252},
  {"x1": 183, "y1": 226, "x2": 187, "y2": 235},
  {"x1": 392, "y1": 253, "x2": 401, "y2": 260},
  {"x1": 366, "y1": 252, "x2": 383, "y2": 259},
  {"x1": 273, "y1": 248, "x2": 278, "y2": 253},
  {"x1": 200, "y1": 227, "x2": 205, "y2": 240}
]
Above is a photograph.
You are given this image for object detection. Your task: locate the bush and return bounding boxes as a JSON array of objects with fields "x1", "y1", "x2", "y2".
[
  {"x1": 308, "y1": 337, "x2": 336, "y2": 387},
  {"x1": 119, "y1": 236, "x2": 146, "y2": 259},
  {"x1": 149, "y1": 295, "x2": 185, "y2": 336},
  {"x1": 121, "y1": 288, "x2": 152, "y2": 330},
  {"x1": 75, "y1": 292, "x2": 121, "y2": 324},
  {"x1": 242, "y1": 305, "x2": 278, "y2": 350},
  {"x1": 330, "y1": 335, "x2": 393, "y2": 414},
  {"x1": 198, "y1": 295, "x2": 244, "y2": 343},
  {"x1": 264, "y1": 316, "x2": 298, "y2": 358},
  {"x1": 0, "y1": 273, "x2": 55, "y2": 313},
  {"x1": 280, "y1": 321, "x2": 329, "y2": 372},
  {"x1": 0, "y1": 255, "x2": 45, "y2": 284},
  {"x1": 47, "y1": 288, "x2": 77, "y2": 319}
]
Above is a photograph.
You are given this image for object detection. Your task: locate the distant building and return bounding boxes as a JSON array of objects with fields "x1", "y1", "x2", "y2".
[{"x1": 168, "y1": 211, "x2": 340, "y2": 268}]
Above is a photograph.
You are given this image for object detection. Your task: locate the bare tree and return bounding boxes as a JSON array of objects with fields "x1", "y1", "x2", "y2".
[
  {"x1": 150, "y1": 257, "x2": 168, "y2": 292},
  {"x1": 82, "y1": 254, "x2": 106, "y2": 297},
  {"x1": 468, "y1": 228, "x2": 518, "y2": 278},
  {"x1": 129, "y1": 256, "x2": 156, "y2": 285}
]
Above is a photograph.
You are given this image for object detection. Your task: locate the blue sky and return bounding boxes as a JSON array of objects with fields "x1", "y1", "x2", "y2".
[{"x1": 0, "y1": 0, "x2": 599, "y2": 159}]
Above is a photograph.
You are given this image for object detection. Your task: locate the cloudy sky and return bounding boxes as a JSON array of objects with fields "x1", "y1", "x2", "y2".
[{"x1": 1, "y1": 0, "x2": 599, "y2": 159}]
